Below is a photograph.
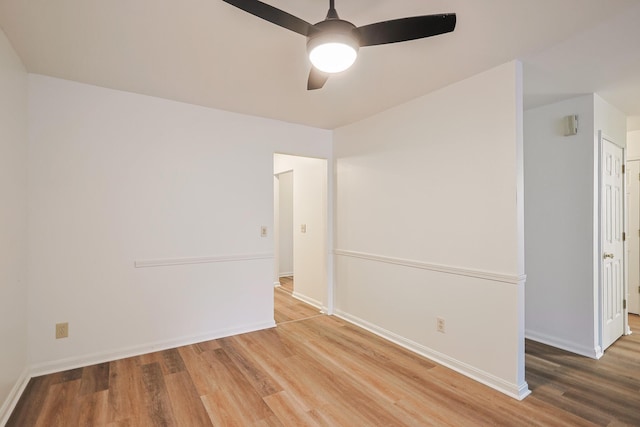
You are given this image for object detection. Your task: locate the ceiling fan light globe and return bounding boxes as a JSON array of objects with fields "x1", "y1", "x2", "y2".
[{"x1": 309, "y1": 42, "x2": 358, "y2": 73}]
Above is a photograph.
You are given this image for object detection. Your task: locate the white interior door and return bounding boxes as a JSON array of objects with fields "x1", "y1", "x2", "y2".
[
  {"x1": 627, "y1": 160, "x2": 640, "y2": 315},
  {"x1": 601, "y1": 136, "x2": 625, "y2": 350}
]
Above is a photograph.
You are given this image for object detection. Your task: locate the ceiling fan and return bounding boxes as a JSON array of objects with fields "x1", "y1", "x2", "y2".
[{"x1": 222, "y1": 0, "x2": 456, "y2": 90}]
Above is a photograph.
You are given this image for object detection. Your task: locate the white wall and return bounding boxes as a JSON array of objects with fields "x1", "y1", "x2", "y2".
[
  {"x1": 524, "y1": 94, "x2": 627, "y2": 357},
  {"x1": 594, "y1": 95, "x2": 627, "y2": 146},
  {"x1": 27, "y1": 75, "x2": 332, "y2": 373},
  {"x1": 274, "y1": 154, "x2": 328, "y2": 309},
  {"x1": 333, "y1": 61, "x2": 528, "y2": 399},
  {"x1": 278, "y1": 171, "x2": 293, "y2": 276},
  {"x1": 627, "y1": 116, "x2": 640, "y2": 133},
  {"x1": 627, "y1": 130, "x2": 640, "y2": 160},
  {"x1": 0, "y1": 27, "x2": 29, "y2": 422}
]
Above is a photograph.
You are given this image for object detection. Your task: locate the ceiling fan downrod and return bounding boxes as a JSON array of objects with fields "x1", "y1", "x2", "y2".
[{"x1": 326, "y1": 0, "x2": 339, "y2": 20}]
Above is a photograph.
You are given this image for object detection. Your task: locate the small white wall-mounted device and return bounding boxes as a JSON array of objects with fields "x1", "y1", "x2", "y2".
[{"x1": 564, "y1": 114, "x2": 578, "y2": 136}]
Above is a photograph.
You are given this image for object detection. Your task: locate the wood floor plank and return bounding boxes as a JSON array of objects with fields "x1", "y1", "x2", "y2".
[
  {"x1": 107, "y1": 357, "x2": 156, "y2": 426},
  {"x1": 177, "y1": 344, "x2": 223, "y2": 397},
  {"x1": 79, "y1": 362, "x2": 110, "y2": 396},
  {"x1": 199, "y1": 348, "x2": 276, "y2": 424},
  {"x1": 74, "y1": 389, "x2": 110, "y2": 427},
  {"x1": 140, "y1": 362, "x2": 179, "y2": 426},
  {"x1": 163, "y1": 370, "x2": 213, "y2": 427},
  {"x1": 218, "y1": 336, "x2": 283, "y2": 397},
  {"x1": 201, "y1": 388, "x2": 282, "y2": 427},
  {"x1": 33, "y1": 379, "x2": 82, "y2": 427},
  {"x1": 160, "y1": 348, "x2": 187, "y2": 375},
  {"x1": 201, "y1": 390, "x2": 250, "y2": 427},
  {"x1": 262, "y1": 390, "x2": 318, "y2": 427},
  {"x1": 234, "y1": 327, "x2": 296, "y2": 361}
]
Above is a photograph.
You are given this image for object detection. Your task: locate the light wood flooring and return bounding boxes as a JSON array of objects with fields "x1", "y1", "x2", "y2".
[
  {"x1": 6, "y1": 287, "x2": 640, "y2": 426},
  {"x1": 274, "y1": 276, "x2": 321, "y2": 324},
  {"x1": 278, "y1": 276, "x2": 294, "y2": 294}
]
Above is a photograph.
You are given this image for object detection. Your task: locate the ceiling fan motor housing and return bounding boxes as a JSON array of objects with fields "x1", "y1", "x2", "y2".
[
  {"x1": 306, "y1": 19, "x2": 360, "y2": 73},
  {"x1": 307, "y1": 19, "x2": 359, "y2": 56}
]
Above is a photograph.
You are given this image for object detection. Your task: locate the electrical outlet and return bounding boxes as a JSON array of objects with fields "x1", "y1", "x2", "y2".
[
  {"x1": 436, "y1": 317, "x2": 445, "y2": 334},
  {"x1": 56, "y1": 322, "x2": 69, "y2": 339}
]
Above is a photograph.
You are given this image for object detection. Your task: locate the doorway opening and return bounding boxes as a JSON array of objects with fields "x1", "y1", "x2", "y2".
[{"x1": 273, "y1": 154, "x2": 329, "y2": 324}]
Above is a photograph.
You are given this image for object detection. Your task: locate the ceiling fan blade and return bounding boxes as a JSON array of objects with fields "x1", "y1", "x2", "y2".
[
  {"x1": 356, "y1": 14, "x2": 456, "y2": 47},
  {"x1": 222, "y1": 0, "x2": 317, "y2": 37},
  {"x1": 308, "y1": 68, "x2": 329, "y2": 90}
]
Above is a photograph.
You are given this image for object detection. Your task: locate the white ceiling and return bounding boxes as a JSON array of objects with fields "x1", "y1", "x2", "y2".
[{"x1": 1, "y1": 0, "x2": 639, "y2": 129}]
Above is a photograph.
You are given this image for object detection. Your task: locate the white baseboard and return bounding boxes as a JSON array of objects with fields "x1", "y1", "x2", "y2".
[
  {"x1": 30, "y1": 320, "x2": 276, "y2": 377},
  {"x1": 274, "y1": 281, "x2": 281, "y2": 288},
  {"x1": 335, "y1": 310, "x2": 530, "y2": 401},
  {"x1": 292, "y1": 292, "x2": 323, "y2": 311},
  {"x1": 278, "y1": 272, "x2": 293, "y2": 278},
  {"x1": 525, "y1": 329, "x2": 603, "y2": 359},
  {"x1": 0, "y1": 366, "x2": 30, "y2": 426}
]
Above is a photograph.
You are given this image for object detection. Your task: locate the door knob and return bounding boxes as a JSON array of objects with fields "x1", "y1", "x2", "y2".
[{"x1": 603, "y1": 253, "x2": 614, "y2": 259}]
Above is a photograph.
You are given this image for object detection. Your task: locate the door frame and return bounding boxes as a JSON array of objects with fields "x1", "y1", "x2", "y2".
[{"x1": 597, "y1": 131, "x2": 629, "y2": 355}]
